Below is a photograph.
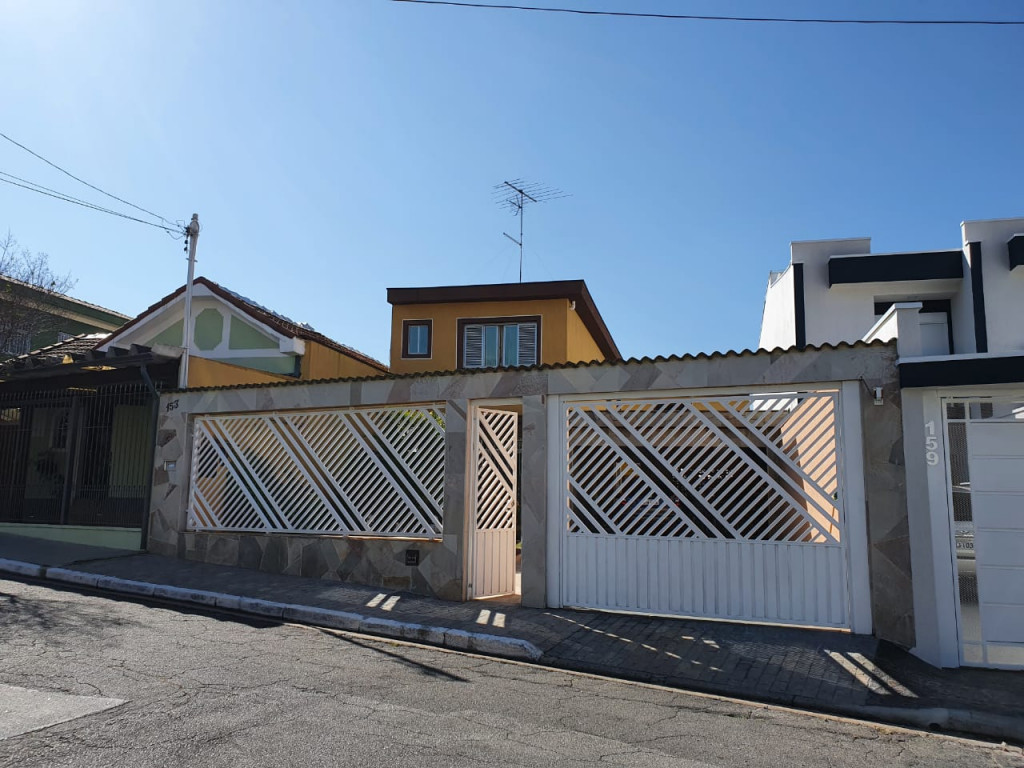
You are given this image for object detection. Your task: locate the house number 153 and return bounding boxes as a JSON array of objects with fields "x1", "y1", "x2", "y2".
[{"x1": 925, "y1": 420, "x2": 939, "y2": 466}]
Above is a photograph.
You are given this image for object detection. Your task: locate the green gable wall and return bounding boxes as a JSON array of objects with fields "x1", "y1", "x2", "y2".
[{"x1": 229, "y1": 316, "x2": 278, "y2": 350}]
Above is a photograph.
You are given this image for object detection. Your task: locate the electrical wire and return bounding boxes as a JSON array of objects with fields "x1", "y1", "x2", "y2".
[
  {"x1": 391, "y1": 0, "x2": 1024, "y2": 26},
  {"x1": 0, "y1": 130, "x2": 178, "y2": 229},
  {"x1": 0, "y1": 173, "x2": 181, "y2": 235}
]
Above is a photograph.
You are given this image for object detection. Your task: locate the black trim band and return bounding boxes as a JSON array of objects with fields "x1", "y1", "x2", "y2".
[
  {"x1": 1009, "y1": 234, "x2": 1024, "y2": 271},
  {"x1": 968, "y1": 242, "x2": 988, "y2": 353},
  {"x1": 900, "y1": 355, "x2": 1024, "y2": 388},
  {"x1": 793, "y1": 263, "x2": 806, "y2": 350},
  {"x1": 828, "y1": 251, "x2": 963, "y2": 286}
]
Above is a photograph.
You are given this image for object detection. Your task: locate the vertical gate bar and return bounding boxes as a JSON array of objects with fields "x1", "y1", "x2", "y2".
[
  {"x1": 58, "y1": 395, "x2": 82, "y2": 526},
  {"x1": 140, "y1": 383, "x2": 161, "y2": 549}
]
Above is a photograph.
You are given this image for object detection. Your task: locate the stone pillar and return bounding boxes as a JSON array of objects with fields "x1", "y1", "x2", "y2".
[
  {"x1": 147, "y1": 400, "x2": 190, "y2": 558},
  {"x1": 440, "y1": 398, "x2": 469, "y2": 600},
  {"x1": 519, "y1": 394, "x2": 548, "y2": 608}
]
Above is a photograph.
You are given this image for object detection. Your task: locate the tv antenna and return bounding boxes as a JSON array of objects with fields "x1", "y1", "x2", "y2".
[{"x1": 493, "y1": 179, "x2": 569, "y2": 282}]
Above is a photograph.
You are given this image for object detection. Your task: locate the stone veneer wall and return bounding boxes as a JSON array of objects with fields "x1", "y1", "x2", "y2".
[{"x1": 148, "y1": 342, "x2": 913, "y2": 647}]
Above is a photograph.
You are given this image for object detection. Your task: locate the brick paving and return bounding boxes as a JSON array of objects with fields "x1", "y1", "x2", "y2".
[{"x1": 2, "y1": 534, "x2": 1022, "y2": 739}]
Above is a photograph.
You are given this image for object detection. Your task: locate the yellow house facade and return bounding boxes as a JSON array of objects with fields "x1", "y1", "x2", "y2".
[{"x1": 387, "y1": 280, "x2": 619, "y2": 374}]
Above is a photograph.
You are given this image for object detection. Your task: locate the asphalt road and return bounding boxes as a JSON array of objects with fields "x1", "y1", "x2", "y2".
[{"x1": 0, "y1": 578, "x2": 1020, "y2": 768}]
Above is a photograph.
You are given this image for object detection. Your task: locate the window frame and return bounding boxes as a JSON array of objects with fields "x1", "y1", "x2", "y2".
[
  {"x1": 457, "y1": 315, "x2": 542, "y2": 369},
  {"x1": 401, "y1": 319, "x2": 433, "y2": 359}
]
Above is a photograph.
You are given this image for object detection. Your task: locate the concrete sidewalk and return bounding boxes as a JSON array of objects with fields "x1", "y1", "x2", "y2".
[{"x1": 1, "y1": 534, "x2": 1021, "y2": 744}]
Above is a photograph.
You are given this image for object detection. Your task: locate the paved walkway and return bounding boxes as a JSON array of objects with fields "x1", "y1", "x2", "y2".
[{"x1": 1, "y1": 533, "x2": 1022, "y2": 743}]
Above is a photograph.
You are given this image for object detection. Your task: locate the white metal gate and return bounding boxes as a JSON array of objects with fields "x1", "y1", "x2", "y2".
[
  {"x1": 559, "y1": 391, "x2": 851, "y2": 628},
  {"x1": 189, "y1": 404, "x2": 446, "y2": 536},
  {"x1": 470, "y1": 407, "x2": 518, "y2": 598},
  {"x1": 944, "y1": 398, "x2": 1024, "y2": 668}
]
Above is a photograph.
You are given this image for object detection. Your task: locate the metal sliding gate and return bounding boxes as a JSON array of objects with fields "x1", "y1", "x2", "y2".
[
  {"x1": 944, "y1": 398, "x2": 1024, "y2": 668},
  {"x1": 560, "y1": 390, "x2": 851, "y2": 628},
  {"x1": 0, "y1": 383, "x2": 159, "y2": 531},
  {"x1": 189, "y1": 404, "x2": 446, "y2": 536}
]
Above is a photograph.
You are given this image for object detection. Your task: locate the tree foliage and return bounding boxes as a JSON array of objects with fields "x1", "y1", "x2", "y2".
[{"x1": 0, "y1": 232, "x2": 76, "y2": 356}]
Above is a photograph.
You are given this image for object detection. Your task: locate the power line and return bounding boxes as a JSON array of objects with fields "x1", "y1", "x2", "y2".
[
  {"x1": 392, "y1": 1, "x2": 1024, "y2": 26},
  {"x1": 0, "y1": 173, "x2": 181, "y2": 235},
  {"x1": 0, "y1": 130, "x2": 177, "y2": 228}
]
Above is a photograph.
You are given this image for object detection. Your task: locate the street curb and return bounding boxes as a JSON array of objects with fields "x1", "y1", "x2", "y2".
[
  {"x1": 0, "y1": 560, "x2": 543, "y2": 662},
  {"x1": 540, "y1": 655, "x2": 1024, "y2": 746},
  {"x1": 852, "y1": 704, "x2": 1024, "y2": 745},
  {"x1": 0, "y1": 558, "x2": 45, "y2": 579}
]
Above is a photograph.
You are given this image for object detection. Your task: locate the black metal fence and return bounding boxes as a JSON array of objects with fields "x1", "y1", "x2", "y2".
[{"x1": 0, "y1": 382, "x2": 159, "y2": 529}]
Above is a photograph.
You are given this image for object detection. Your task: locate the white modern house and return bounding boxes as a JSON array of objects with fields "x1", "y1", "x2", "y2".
[{"x1": 760, "y1": 216, "x2": 1024, "y2": 670}]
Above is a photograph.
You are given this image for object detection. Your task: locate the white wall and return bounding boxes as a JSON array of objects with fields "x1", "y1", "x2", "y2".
[
  {"x1": 791, "y1": 238, "x2": 874, "y2": 347},
  {"x1": 902, "y1": 388, "x2": 961, "y2": 667},
  {"x1": 758, "y1": 266, "x2": 796, "y2": 350},
  {"x1": 962, "y1": 217, "x2": 1024, "y2": 355},
  {"x1": 760, "y1": 235, "x2": 978, "y2": 354}
]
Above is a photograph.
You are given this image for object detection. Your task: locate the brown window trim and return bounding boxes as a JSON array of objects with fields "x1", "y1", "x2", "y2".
[
  {"x1": 456, "y1": 315, "x2": 542, "y2": 369},
  {"x1": 401, "y1": 319, "x2": 433, "y2": 359}
]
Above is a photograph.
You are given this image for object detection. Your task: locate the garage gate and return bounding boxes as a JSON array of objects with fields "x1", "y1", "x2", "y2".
[
  {"x1": 944, "y1": 398, "x2": 1024, "y2": 668},
  {"x1": 556, "y1": 389, "x2": 854, "y2": 629}
]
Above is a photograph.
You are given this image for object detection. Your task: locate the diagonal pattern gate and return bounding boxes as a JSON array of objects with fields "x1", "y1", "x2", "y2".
[
  {"x1": 562, "y1": 391, "x2": 850, "y2": 628},
  {"x1": 471, "y1": 408, "x2": 518, "y2": 598},
  {"x1": 189, "y1": 404, "x2": 445, "y2": 536}
]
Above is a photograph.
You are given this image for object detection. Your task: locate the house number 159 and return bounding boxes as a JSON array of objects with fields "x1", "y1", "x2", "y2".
[{"x1": 925, "y1": 420, "x2": 939, "y2": 466}]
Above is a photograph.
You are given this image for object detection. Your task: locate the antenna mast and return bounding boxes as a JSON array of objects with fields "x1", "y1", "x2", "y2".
[{"x1": 493, "y1": 179, "x2": 568, "y2": 282}]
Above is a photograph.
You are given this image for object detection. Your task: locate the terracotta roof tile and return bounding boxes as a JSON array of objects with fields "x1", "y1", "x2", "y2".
[
  {"x1": 0, "y1": 332, "x2": 108, "y2": 371},
  {"x1": 103, "y1": 277, "x2": 388, "y2": 373}
]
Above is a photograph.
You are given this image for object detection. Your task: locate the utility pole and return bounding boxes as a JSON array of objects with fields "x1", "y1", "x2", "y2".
[
  {"x1": 179, "y1": 213, "x2": 200, "y2": 389},
  {"x1": 493, "y1": 180, "x2": 568, "y2": 283}
]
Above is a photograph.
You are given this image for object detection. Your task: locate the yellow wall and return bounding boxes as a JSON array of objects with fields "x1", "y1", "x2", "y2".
[
  {"x1": 300, "y1": 341, "x2": 388, "y2": 380},
  {"x1": 188, "y1": 357, "x2": 293, "y2": 388},
  {"x1": 187, "y1": 344, "x2": 385, "y2": 388},
  {"x1": 566, "y1": 306, "x2": 604, "y2": 364},
  {"x1": 390, "y1": 298, "x2": 608, "y2": 374}
]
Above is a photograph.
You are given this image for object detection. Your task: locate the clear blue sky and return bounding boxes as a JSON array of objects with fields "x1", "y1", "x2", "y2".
[{"x1": 1, "y1": 1, "x2": 1021, "y2": 363}]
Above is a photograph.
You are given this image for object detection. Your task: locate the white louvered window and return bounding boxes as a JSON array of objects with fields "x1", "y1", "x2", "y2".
[{"x1": 462, "y1": 320, "x2": 538, "y2": 369}]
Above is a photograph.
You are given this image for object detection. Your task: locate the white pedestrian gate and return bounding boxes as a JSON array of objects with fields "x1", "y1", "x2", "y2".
[
  {"x1": 558, "y1": 391, "x2": 851, "y2": 628},
  {"x1": 944, "y1": 398, "x2": 1024, "y2": 668},
  {"x1": 470, "y1": 407, "x2": 518, "y2": 598},
  {"x1": 189, "y1": 405, "x2": 446, "y2": 536}
]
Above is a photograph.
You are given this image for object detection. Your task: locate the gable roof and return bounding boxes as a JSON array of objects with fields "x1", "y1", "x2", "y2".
[
  {"x1": 104, "y1": 277, "x2": 388, "y2": 372},
  {"x1": 387, "y1": 279, "x2": 620, "y2": 360}
]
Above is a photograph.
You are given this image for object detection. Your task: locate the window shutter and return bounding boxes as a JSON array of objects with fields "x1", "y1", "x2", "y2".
[
  {"x1": 463, "y1": 324, "x2": 484, "y2": 368},
  {"x1": 517, "y1": 322, "x2": 538, "y2": 366}
]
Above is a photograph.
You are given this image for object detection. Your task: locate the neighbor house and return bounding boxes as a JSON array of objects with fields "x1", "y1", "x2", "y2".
[
  {"x1": 387, "y1": 280, "x2": 620, "y2": 374},
  {"x1": 0, "y1": 276, "x2": 129, "y2": 359},
  {"x1": 0, "y1": 277, "x2": 386, "y2": 551},
  {"x1": 759, "y1": 215, "x2": 1024, "y2": 670},
  {"x1": 97, "y1": 277, "x2": 388, "y2": 387}
]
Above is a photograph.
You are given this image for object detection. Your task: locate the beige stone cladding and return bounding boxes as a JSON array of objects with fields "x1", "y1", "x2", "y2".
[{"x1": 148, "y1": 341, "x2": 912, "y2": 648}]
